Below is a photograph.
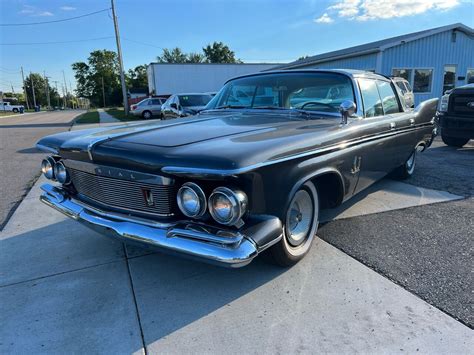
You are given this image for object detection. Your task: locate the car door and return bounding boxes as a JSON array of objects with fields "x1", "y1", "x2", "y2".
[
  {"x1": 150, "y1": 99, "x2": 162, "y2": 115},
  {"x1": 351, "y1": 78, "x2": 410, "y2": 194}
]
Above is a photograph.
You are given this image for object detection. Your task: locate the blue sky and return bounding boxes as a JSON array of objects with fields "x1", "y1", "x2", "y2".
[{"x1": 1, "y1": 0, "x2": 473, "y2": 93}]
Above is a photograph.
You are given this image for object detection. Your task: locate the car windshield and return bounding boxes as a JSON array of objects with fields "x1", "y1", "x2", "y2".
[
  {"x1": 206, "y1": 72, "x2": 355, "y2": 114},
  {"x1": 178, "y1": 94, "x2": 213, "y2": 107}
]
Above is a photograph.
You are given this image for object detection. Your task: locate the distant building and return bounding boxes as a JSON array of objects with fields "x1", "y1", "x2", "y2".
[
  {"x1": 147, "y1": 63, "x2": 281, "y2": 96},
  {"x1": 275, "y1": 23, "x2": 474, "y2": 106},
  {"x1": 127, "y1": 88, "x2": 148, "y2": 106}
]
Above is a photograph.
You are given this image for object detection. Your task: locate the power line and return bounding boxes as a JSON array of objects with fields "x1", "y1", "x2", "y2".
[
  {"x1": 0, "y1": 8, "x2": 110, "y2": 26},
  {"x1": 0, "y1": 36, "x2": 115, "y2": 46}
]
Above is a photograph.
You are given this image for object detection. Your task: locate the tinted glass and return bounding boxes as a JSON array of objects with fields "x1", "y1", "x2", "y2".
[
  {"x1": 210, "y1": 72, "x2": 354, "y2": 114},
  {"x1": 151, "y1": 99, "x2": 162, "y2": 105},
  {"x1": 178, "y1": 94, "x2": 213, "y2": 107},
  {"x1": 359, "y1": 79, "x2": 383, "y2": 117},
  {"x1": 413, "y1": 69, "x2": 433, "y2": 93},
  {"x1": 443, "y1": 65, "x2": 456, "y2": 93},
  {"x1": 377, "y1": 80, "x2": 400, "y2": 114},
  {"x1": 392, "y1": 69, "x2": 412, "y2": 82},
  {"x1": 137, "y1": 99, "x2": 150, "y2": 106}
]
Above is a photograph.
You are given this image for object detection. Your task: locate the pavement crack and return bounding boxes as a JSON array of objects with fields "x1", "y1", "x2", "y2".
[{"x1": 123, "y1": 243, "x2": 148, "y2": 355}]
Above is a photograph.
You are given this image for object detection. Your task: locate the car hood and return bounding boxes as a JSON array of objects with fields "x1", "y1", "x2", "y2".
[{"x1": 37, "y1": 111, "x2": 344, "y2": 174}]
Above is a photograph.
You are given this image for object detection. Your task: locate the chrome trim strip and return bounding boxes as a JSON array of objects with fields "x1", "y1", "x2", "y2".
[
  {"x1": 36, "y1": 143, "x2": 59, "y2": 154},
  {"x1": 162, "y1": 123, "x2": 433, "y2": 177},
  {"x1": 40, "y1": 184, "x2": 259, "y2": 267},
  {"x1": 64, "y1": 159, "x2": 174, "y2": 185}
]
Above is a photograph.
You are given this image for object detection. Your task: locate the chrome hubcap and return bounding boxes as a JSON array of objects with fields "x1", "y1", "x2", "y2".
[{"x1": 286, "y1": 190, "x2": 313, "y2": 247}]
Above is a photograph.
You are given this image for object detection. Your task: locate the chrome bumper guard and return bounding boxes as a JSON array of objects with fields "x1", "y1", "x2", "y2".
[{"x1": 40, "y1": 184, "x2": 281, "y2": 267}]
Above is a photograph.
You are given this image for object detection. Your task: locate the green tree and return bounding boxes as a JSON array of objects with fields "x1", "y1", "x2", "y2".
[
  {"x1": 186, "y1": 52, "x2": 205, "y2": 63},
  {"x1": 126, "y1": 64, "x2": 148, "y2": 89},
  {"x1": 157, "y1": 47, "x2": 188, "y2": 63},
  {"x1": 24, "y1": 73, "x2": 58, "y2": 107},
  {"x1": 72, "y1": 49, "x2": 122, "y2": 107},
  {"x1": 297, "y1": 55, "x2": 310, "y2": 61},
  {"x1": 202, "y1": 42, "x2": 241, "y2": 63}
]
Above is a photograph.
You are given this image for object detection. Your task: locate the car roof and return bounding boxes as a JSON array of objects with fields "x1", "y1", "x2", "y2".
[{"x1": 225, "y1": 69, "x2": 391, "y2": 84}]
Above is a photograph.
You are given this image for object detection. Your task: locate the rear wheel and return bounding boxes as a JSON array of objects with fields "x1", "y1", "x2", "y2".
[
  {"x1": 267, "y1": 181, "x2": 319, "y2": 267},
  {"x1": 392, "y1": 149, "x2": 416, "y2": 180},
  {"x1": 142, "y1": 110, "x2": 152, "y2": 119},
  {"x1": 441, "y1": 134, "x2": 469, "y2": 148}
]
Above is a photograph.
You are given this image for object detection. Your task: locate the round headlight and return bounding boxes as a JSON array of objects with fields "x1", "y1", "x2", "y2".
[
  {"x1": 41, "y1": 157, "x2": 56, "y2": 180},
  {"x1": 208, "y1": 187, "x2": 248, "y2": 226},
  {"x1": 53, "y1": 161, "x2": 70, "y2": 184},
  {"x1": 177, "y1": 182, "x2": 207, "y2": 218}
]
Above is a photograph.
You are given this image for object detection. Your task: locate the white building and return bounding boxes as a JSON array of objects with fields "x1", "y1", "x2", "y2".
[{"x1": 147, "y1": 63, "x2": 280, "y2": 96}]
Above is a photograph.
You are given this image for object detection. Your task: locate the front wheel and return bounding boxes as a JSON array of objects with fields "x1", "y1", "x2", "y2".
[
  {"x1": 12, "y1": 108, "x2": 18, "y2": 113},
  {"x1": 267, "y1": 181, "x2": 319, "y2": 267},
  {"x1": 441, "y1": 134, "x2": 469, "y2": 148}
]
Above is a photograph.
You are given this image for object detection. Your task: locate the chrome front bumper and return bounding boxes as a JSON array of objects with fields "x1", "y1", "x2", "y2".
[{"x1": 40, "y1": 184, "x2": 282, "y2": 267}]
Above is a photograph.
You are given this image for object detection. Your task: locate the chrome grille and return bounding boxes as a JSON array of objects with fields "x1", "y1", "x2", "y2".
[{"x1": 69, "y1": 168, "x2": 175, "y2": 216}]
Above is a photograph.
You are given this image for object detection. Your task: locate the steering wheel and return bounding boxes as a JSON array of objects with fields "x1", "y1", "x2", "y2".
[{"x1": 300, "y1": 101, "x2": 334, "y2": 110}]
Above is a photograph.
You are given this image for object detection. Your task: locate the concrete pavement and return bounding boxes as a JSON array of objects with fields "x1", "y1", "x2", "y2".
[
  {"x1": 97, "y1": 108, "x2": 120, "y2": 123},
  {"x1": 0, "y1": 110, "x2": 84, "y2": 229},
  {"x1": 1, "y1": 175, "x2": 471, "y2": 353}
]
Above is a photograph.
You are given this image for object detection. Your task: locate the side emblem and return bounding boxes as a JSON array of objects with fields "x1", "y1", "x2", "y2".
[{"x1": 141, "y1": 188, "x2": 155, "y2": 207}]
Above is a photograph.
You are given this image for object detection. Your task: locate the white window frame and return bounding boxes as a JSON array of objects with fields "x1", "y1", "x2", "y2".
[{"x1": 392, "y1": 67, "x2": 434, "y2": 94}]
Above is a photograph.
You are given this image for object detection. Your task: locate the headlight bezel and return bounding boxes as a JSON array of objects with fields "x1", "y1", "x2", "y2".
[
  {"x1": 53, "y1": 161, "x2": 71, "y2": 185},
  {"x1": 41, "y1": 156, "x2": 56, "y2": 180},
  {"x1": 208, "y1": 187, "x2": 248, "y2": 227},
  {"x1": 177, "y1": 182, "x2": 207, "y2": 218},
  {"x1": 439, "y1": 93, "x2": 450, "y2": 112}
]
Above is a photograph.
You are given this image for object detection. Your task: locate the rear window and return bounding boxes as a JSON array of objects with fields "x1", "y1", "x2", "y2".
[
  {"x1": 359, "y1": 79, "x2": 383, "y2": 117},
  {"x1": 376, "y1": 80, "x2": 400, "y2": 114},
  {"x1": 179, "y1": 95, "x2": 213, "y2": 107},
  {"x1": 395, "y1": 81, "x2": 407, "y2": 94}
]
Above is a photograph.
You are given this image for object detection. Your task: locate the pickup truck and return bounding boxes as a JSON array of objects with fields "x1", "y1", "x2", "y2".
[{"x1": 1, "y1": 102, "x2": 25, "y2": 113}]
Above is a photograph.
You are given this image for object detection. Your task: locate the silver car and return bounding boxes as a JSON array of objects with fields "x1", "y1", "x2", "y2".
[
  {"x1": 392, "y1": 77, "x2": 415, "y2": 108},
  {"x1": 130, "y1": 97, "x2": 166, "y2": 119}
]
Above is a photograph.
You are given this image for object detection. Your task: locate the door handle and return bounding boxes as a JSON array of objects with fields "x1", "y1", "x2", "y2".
[
  {"x1": 390, "y1": 122, "x2": 396, "y2": 130},
  {"x1": 409, "y1": 118, "x2": 415, "y2": 126}
]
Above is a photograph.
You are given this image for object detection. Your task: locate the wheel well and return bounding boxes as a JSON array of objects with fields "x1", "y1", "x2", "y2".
[{"x1": 311, "y1": 172, "x2": 344, "y2": 209}]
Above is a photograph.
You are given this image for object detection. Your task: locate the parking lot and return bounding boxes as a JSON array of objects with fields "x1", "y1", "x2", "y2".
[{"x1": 0, "y1": 112, "x2": 472, "y2": 353}]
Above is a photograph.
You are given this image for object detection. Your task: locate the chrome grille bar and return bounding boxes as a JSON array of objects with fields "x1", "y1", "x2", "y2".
[{"x1": 69, "y1": 168, "x2": 175, "y2": 216}]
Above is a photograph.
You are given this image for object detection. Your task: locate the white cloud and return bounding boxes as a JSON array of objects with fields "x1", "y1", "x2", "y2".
[
  {"x1": 314, "y1": 13, "x2": 334, "y2": 24},
  {"x1": 19, "y1": 5, "x2": 35, "y2": 14},
  {"x1": 36, "y1": 11, "x2": 54, "y2": 17},
  {"x1": 60, "y1": 6, "x2": 77, "y2": 11},
  {"x1": 18, "y1": 5, "x2": 54, "y2": 17},
  {"x1": 323, "y1": 0, "x2": 460, "y2": 21}
]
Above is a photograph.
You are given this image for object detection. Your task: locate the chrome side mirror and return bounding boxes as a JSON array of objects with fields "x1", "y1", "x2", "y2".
[{"x1": 339, "y1": 100, "x2": 357, "y2": 124}]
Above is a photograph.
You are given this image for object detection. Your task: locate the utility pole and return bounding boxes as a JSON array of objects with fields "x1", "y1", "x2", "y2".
[
  {"x1": 44, "y1": 71, "x2": 51, "y2": 110},
  {"x1": 69, "y1": 81, "x2": 75, "y2": 109},
  {"x1": 20, "y1": 67, "x2": 29, "y2": 110},
  {"x1": 30, "y1": 72, "x2": 37, "y2": 108},
  {"x1": 101, "y1": 76, "x2": 106, "y2": 108},
  {"x1": 62, "y1": 70, "x2": 69, "y2": 109},
  {"x1": 11, "y1": 83, "x2": 15, "y2": 95},
  {"x1": 53, "y1": 80, "x2": 60, "y2": 107},
  {"x1": 111, "y1": 0, "x2": 128, "y2": 114}
]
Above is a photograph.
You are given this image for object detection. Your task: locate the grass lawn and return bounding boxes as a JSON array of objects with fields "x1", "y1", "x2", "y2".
[
  {"x1": 75, "y1": 109, "x2": 99, "y2": 124},
  {"x1": 106, "y1": 107, "x2": 142, "y2": 122}
]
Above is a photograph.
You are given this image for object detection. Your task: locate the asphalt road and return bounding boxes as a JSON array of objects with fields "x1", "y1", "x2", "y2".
[
  {"x1": 0, "y1": 111, "x2": 83, "y2": 229},
  {"x1": 320, "y1": 138, "x2": 474, "y2": 328}
]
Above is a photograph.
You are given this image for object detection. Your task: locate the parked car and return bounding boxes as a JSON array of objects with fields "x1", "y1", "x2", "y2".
[
  {"x1": 1, "y1": 101, "x2": 24, "y2": 113},
  {"x1": 130, "y1": 97, "x2": 166, "y2": 119},
  {"x1": 161, "y1": 93, "x2": 213, "y2": 119},
  {"x1": 391, "y1": 77, "x2": 414, "y2": 108},
  {"x1": 437, "y1": 83, "x2": 474, "y2": 147},
  {"x1": 36, "y1": 69, "x2": 437, "y2": 268}
]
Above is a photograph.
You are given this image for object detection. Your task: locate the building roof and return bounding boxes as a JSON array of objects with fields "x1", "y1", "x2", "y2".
[{"x1": 275, "y1": 23, "x2": 474, "y2": 70}]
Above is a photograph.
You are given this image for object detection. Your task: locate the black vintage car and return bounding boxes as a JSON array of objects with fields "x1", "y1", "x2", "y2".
[
  {"x1": 437, "y1": 84, "x2": 474, "y2": 147},
  {"x1": 37, "y1": 70, "x2": 437, "y2": 267}
]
